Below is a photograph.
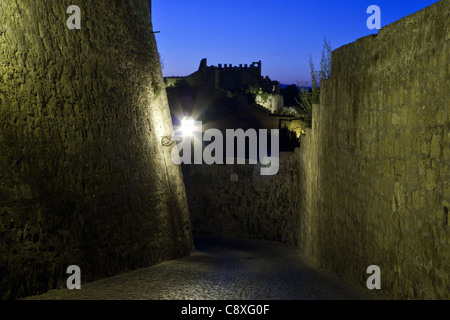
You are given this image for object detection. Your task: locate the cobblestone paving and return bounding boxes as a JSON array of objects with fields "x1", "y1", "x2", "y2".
[{"x1": 26, "y1": 236, "x2": 372, "y2": 300}]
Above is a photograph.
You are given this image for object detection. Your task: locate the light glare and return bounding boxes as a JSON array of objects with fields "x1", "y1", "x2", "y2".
[{"x1": 181, "y1": 117, "x2": 195, "y2": 137}]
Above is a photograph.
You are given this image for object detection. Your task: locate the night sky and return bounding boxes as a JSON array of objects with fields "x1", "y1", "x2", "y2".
[{"x1": 153, "y1": 0, "x2": 439, "y2": 85}]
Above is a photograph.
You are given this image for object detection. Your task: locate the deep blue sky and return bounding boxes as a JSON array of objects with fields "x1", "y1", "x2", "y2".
[{"x1": 153, "y1": 0, "x2": 439, "y2": 85}]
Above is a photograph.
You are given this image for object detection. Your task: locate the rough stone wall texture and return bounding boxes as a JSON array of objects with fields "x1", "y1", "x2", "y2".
[
  {"x1": 185, "y1": 1, "x2": 449, "y2": 299},
  {"x1": 299, "y1": 0, "x2": 449, "y2": 299},
  {"x1": 0, "y1": 1, "x2": 193, "y2": 299},
  {"x1": 183, "y1": 153, "x2": 300, "y2": 246}
]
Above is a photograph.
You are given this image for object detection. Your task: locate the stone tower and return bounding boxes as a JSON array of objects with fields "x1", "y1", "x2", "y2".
[{"x1": 0, "y1": 1, "x2": 193, "y2": 298}]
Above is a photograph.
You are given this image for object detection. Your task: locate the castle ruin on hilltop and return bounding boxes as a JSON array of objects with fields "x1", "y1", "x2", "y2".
[
  {"x1": 164, "y1": 58, "x2": 284, "y2": 113},
  {"x1": 165, "y1": 58, "x2": 280, "y2": 94}
]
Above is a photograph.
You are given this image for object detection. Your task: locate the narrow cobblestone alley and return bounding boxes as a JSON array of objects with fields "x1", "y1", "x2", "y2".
[{"x1": 27, "y1": 237, "x2": 371, "y2": 300}]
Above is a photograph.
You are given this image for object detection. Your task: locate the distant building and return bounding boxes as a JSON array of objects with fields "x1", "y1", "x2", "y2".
[
  {"x1": 165, "y1": 58, "x2": 280, "y2": 94},
  {"x1": 165, "y1": 58, "x2": 284, "y2": 113}
]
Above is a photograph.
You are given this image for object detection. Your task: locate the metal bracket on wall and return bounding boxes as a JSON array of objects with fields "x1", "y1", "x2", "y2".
[
  {"x1": 161, "y1": 136, "x2": 182, "y2": 147},
  {"x1": 161, "y1": 136, "x2": 174, "y2": 146}
]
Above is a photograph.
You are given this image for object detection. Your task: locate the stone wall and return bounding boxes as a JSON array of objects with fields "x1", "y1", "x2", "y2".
[
  {"x1": 0, "y1": 0, "x2": 193, "y2": 299},
  {"x1": 185, "y1": 0, "x2": 449, "y2": 299},
  {"x1": 183, "y1": 153, "x2": 300, "y2": 245},
  {"x1": 255, "y1": 93, "x2": 284, "y2": 114},
  {"x1": 298, "y1": 0, "x2": 449, "y2": 299},
  {"x1": 180, "y1": 59, "x2": 263, "y2": 91}
]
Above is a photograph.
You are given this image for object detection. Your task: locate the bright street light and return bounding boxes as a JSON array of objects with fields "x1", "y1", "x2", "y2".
[{"x1": 181, "y1": 116, "x2": 195, "y2": 137}]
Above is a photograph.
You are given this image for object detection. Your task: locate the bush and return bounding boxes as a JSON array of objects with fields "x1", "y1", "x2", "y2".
[{"x1": 296, "y1": 37, "x2": 332, "y2": 127}]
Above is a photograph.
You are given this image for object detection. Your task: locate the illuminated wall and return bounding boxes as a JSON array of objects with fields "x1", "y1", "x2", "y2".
[
  {"x1": 298, "y1": 0, "x2": 449, "y2": 299},
  {"x1": 0, "y1": 0, "x2": 193, "y2": 298}
]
